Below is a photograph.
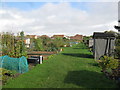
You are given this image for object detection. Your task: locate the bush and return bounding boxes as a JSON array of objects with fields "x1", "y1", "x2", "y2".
[
  {"x1": 33, "y1": 38, "x2": 44, "y2": 51},
  {"x1": 1, "y1": 31, "x2": 27, "y2": 58},
  {"x1": 114, "y1": 36, "x2": 120, "y2": 81},
  {"x1": 98, "y1": 56, "x2": 119, "y2": 73},
  {"x1": 0, "y1": 68, "x2": 15, "y2": 85},
  {"x1": 115, "y1": 35, "x2": 120, "y2": 59}
]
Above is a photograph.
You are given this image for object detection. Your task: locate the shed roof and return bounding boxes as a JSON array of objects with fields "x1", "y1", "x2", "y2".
[{"x1": 93, "y1": 32, "x2": 115, "y2": 39}]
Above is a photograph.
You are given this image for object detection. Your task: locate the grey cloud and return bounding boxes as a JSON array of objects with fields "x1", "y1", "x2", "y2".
[{"x1": 0, "y1": 2, "x2": 118, "y2": 36}]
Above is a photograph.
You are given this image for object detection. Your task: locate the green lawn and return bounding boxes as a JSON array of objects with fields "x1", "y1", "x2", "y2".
[{"x1": 3, "y1": 43, "x2": 118, "y2": 88}]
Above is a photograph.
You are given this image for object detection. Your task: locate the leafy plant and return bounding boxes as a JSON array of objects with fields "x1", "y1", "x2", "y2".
[
  {"x1": 1, "y1": 31, "x2": 27, "y2": 58},
  {"x1": 115, "y1": 35, "x2": 120, "y2": 59},
  {"x1": 33, "y1": 38, "x2": 44, "y2": 51},
  {"x1": 1, "y1": 32, "x2": 15, "y2": 57},
  {"x1": 99, "y1": 56, "x2": 119, "y2": 73},
  {"x1": 40, "y1": 37, "x2": 67, "y2": 51},
  {"x1": 0, "y1": 68, "x2": 14, "y2": 85}
]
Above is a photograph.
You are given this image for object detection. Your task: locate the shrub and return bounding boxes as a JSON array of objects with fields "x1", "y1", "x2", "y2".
[
  {"x1": 1, "y1": 31, "x2": 27, "y2": 58},
  {"x1": 98, "y1": 56, "x2": 119, "y2": 73},
  {"x1": 115, "y1": 35, "x2": 120, "y2": 59},
  {"x1": 0, "y1": 68, "x2": 16, "y2": 85},
  {"x1": 33, "y1": 38, "x2": 44, "y2": 51},
  {"x1": 114, "y1": 34, "x2": 120, "y2": 79}
]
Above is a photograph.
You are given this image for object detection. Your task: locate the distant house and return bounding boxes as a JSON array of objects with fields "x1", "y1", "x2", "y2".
[
  {"x1": 65, "y1": 36, "x2": 70, "y2": 39},
  {"x1": 51, "y1": 35, "x2": 71, "y2": 39},
  {"x1": 26, "y1": 35, "x2": 38, "y2": 39},
  {"x1": 51, "y1": 35, "x2": 65, "y2": 39},
  {"x1": 70, "y1": 34, "x2": 83, "y2": 41},
  {"x1": 39, "y1": 35, "x2": 50, "y2": 38},
  {"x1": 24, "y1": 38, "x2": 30, "y2": 48},
  {"x1": 24, "y1": 35, "x2": 38, "y2": 48}
]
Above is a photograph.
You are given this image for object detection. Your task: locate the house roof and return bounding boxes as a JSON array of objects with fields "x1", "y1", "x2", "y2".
[
  {"x1": 26, "y1": 35, "x2": 37, "y2": 38},
  {"x1": 52, "y1": 35, "x2": 64, "y2": 38},
  {"x1": 70, "y1": 34, "x2": 83, "y2": 40},
  {"x1": 74, "y1": 34, "x2": 83, "y2": 37}
]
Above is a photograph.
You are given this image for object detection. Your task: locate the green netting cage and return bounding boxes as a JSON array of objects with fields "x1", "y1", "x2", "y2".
[{"x1": 0, "y1": 55, "x2": 29, "y2": 73}]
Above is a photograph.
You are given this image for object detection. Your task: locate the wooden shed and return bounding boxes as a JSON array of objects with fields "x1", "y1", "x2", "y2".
[{"x1": 93, "y1": 32, "x2": 116, "y2": 60}]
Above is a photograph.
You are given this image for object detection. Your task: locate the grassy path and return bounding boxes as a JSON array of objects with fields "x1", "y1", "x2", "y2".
[{"x1": 3, "y1": 43, "x2": 117, "y2": 88}]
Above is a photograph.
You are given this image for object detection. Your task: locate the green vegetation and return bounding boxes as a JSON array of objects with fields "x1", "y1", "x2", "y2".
[
  {"x1": 99, "y1": 56, "x2": 119, "y2": 74},
  {"x1": 33, "y1": 38, "x2": 44, "y2": 51},
  {"x1": 1, "y1": 31, "x2": 27, "y2": 58},
  {"x1": 3, "y1": 43, "x2": 117, "y2": 88},
  {"x1": 114, "y1": 34, "x2": 120, "y2": 80},
  {"x1": 104, "y1": 30, "x2": 117, "y2": 35},
  {"x1": 115, "y1": 34, "x2": 120, "y2": 59},
  {"x1": 1, "y1": 32, "x2": 15, "y2": 57},
  {"x1": 83, "y1": 35, "x2": 92, "y2": 46},
  {"x1": 0, "y1": 68, "x2": 17, "y2": 85},
  {"x1": 30, "y1": 36, "x2": 70, "y2": 51}
]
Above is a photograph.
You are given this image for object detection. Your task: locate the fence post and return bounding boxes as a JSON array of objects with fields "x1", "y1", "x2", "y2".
[{"x1": 40, "y1": 55, "x2": 43, "y2": 64}]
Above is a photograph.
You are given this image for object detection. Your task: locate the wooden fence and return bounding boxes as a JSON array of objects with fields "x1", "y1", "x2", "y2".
[{"x1": 27, "y1": 51, "x2": 57, "y2": 60}]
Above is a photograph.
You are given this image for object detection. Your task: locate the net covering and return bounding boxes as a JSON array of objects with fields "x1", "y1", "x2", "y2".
[{"x1": 0, "y1": 55, "x2": 29, "y2": 73}]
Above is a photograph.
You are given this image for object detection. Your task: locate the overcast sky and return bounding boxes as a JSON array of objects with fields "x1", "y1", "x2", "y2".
[{"x1": 0, "y1": 1, "x2": 119, "y2": 36}]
